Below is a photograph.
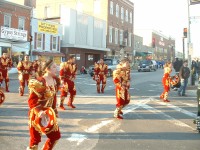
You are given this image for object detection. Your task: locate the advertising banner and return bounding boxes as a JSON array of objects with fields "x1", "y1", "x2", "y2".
[{"x1": 38, "y1": 21, "x2": 58, "y2": 34}]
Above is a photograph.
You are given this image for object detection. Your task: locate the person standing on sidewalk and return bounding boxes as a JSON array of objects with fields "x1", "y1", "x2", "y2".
[
  {"x1": 59, "y1": 55, "x2": 77, "y2": 110},
  {"x1": 93, "y1": 59, "x2": 108, "y2": 93},
  {"x1": 178, "y1": 60, "x2": 190, "y2": 96},
  {"x1": 0, "y1": 52, "x2": 13, "y2": 92},
  {"x1": 113, "y1": 59, "x2": 131, "y2": 119},
  {"x1": 17, "y1": 55, "x2": 33, "y2": 96},
  {"x1": 27, "y1": 59, "x2": 61, "y2": 150}
]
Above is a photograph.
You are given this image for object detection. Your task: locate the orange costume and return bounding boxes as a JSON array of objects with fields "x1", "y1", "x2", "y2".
[
  {"x1": 32, "y1": 60, "x2": 43, "y2": 78},
  {"x1": 27, "y1": 78, "x2": 60, "y2": 150},
  {"x1": 160, "y1": 65, "x2": 172, "y2": 102},
  {"x1": 59, "y1": 61, "x2": 77, "y2": 110},
  {"x1": 93, "y1": 62, "x2": 108, "y2": 93},
  {"x1": 17, "y1": 60, "x2": 33, "y2": 96},
  {"x1": 0, "y1": 56, "x2": 12, "y2": 92},
  {"x1": 113, "y1": 63, "x2": 131, "y2": 119}
]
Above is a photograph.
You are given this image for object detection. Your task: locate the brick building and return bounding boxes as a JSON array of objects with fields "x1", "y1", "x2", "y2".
[
  {"x1": 0, "y1": 0, "x2": 31, "y2": 66},
  {"x1": 107, "y1": 0, "x2": 134, "y2": 61}
]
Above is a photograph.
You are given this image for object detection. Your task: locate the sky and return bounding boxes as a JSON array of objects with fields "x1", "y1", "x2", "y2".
[{"x1": 131, "y1": 0, "x2": 200, "y2": 58}]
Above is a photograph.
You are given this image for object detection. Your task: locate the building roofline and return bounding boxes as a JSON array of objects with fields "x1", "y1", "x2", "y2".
[
  {"x1": 0, "y1": 0, "x2": 32, "y2": 10},
  {"x1": 122, "y1": 0, "x2": 134, "y2": 8}
]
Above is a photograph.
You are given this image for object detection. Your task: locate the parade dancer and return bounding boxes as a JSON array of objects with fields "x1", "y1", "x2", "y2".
[
  {"x1": 32, "y1": 56, "x2": 43, "y2": 78},
  {"x1": 0, "y1": 52, "x2": 13, "y2": 92},
  {"x1": 93, "y1": 59, "x2": 108, "y2": 93},
  {"x1": 17, "y1": 55, "x2": 33, "y2": 96},
  {"x1": 160, "y1": 62, "x2": 172, "y2": 102},
  {"x1": 27, "y1": 59, "x2": 61, "y2": 150},
  {"x1": 113, "y1": 59, "x2": 131, "y2": 119},
  {"x1": 59, "y1": 55, "x2": 77, "y2": 110}
]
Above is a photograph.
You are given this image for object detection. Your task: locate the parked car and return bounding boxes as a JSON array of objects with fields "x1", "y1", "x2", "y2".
[
  {"x1": 138, "y1": 60, "x2": 157, "y2": 72},
  {"x1": 88, "y1": 58, "x2": 119, "y2": 77}
]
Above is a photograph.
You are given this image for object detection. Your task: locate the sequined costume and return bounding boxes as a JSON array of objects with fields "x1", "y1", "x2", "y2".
[
  {"x1": 160, "y1": 66, "x2": 172, "y2": 102},
  {"x1": 17, "y1": 60, "x2": 33, "y2": 96},
  {"x1": 0, "y1": 56, "x2": 12, "y2": 92},
  {"x1": 93, "y1": 62, "x2": 108, "y2": 93},
  {"x1": 113, "y1": 63, "x2": 131, "y2": 119},
  {"x1": 27, "y1": 77, "x2": 60, "y2": 150},
  {"x1": 59, "y1": 61, "x2": 77, "y2": 110}
]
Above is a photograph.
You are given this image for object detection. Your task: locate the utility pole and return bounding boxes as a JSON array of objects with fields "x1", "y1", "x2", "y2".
[{"x1": 182, "y1": 37, "x2": 185, "y2": 60}]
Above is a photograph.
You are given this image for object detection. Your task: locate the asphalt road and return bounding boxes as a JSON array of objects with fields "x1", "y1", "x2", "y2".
[{"x1": 0, "y1": 69, "x2": 200, "y2": 150}]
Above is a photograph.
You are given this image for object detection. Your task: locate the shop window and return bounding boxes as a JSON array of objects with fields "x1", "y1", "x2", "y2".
[
  {"x1": 88, "y1": 55, "x2": 93, "y2": 61},
  {"x1": 18, "y1": 17, "x2": 25, "y2": 30},
  {"x1": 4, "y1": 14, "x2": 11, "y2": 27}
]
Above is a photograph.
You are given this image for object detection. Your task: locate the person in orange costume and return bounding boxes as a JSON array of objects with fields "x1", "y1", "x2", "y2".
[
  {"x1": 27, "y1": 59, "x2": 60, "y2": 150},
  {"x1": 113, "y1": 59, "x2": 131, "y2": 119},
  {"x1": 0, "y1": 52, "x2": 13, "y2": 92},
  {"x1": 17, "y1": 55, "x2": 33, "y2": 96},
  {"x1": 32, "y1": 56, "x2": 43, "y2": 78},
  {"x1": 59, "y1": 55, "x2": 77, "y2": 110},
  {"x1": 160, "y1": 62, "x2": 172, "y2": 102},
  {"x1": 93, "y1": 59, "x2": 108, "y2": 93}
]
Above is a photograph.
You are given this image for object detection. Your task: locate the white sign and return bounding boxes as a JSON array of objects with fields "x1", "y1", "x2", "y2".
[{"x1": 0, "y1": 26, "x2": 27, "y2": 41}]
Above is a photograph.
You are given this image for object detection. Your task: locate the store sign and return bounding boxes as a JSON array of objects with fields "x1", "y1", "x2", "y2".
[
  {"x1": 38, "y1": 21, "x2": 58, "y2": 34},
  {"x1": 0, "y1": 26, "x2": 27, "y2": 41}
]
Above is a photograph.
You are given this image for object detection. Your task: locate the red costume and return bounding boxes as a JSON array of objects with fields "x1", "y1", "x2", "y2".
[
  {"x1": 27, "y1": 77, "x2": 60, "y2": 150},
  {"x1": 59, "y1": 61, "x2": 77, "y2": 110},
  {"x1": 160, "y1": 66, "x2": 172, "y2": 102},
  {"x1": 113, "y1": 63, "x2": 130, "y2": 119},
  {"x1": 93, "y1": 62, "x2": 108, "y2": 93},
  {"x1": 0, "y1": 56, "x2": 12, "y2": 92},
  {"x1": 32, "y1": 60, "x2": 43, "y2": 78},
  {"x1": 17, "y1": 60, "x2": 33, "y2": 96}
]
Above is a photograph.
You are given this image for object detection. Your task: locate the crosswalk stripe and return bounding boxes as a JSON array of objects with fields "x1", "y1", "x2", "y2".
[
  {"x1": 155, "y1": 101, "x2": 197, "y2": 118},
  {"x1": 140, "y1": 103, "x2": 195, "y2": 130}
]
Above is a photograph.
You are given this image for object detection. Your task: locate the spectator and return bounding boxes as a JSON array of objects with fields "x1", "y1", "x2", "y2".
[
  {"x1": 178, "y1": 60, "x2": 190, "y2": 96},
  {"x1": 173, "y1": 57, "x2": 182, "y2": 73},
  {"x1": 80, "y1": 66, "x2": 87, "y2": 74}
]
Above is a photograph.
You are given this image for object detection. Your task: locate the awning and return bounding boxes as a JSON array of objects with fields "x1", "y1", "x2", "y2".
[
  {"x1": 32, "y1": 51, "x2": 65, "y2": 57},
  {"x1": 12, "y1": 42, "x2": 29, "y2": 53}
]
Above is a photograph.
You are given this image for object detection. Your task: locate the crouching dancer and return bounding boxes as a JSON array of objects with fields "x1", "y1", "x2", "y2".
[{"x1": 27, "y1": 60, "x2": 61, "y2": 150}]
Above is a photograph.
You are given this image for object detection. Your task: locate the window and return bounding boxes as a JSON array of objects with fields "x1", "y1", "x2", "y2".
[
  {"x1": 128, "y1": 33, "x2": 132, "y2": 47},
  {"x1": 37, "y1": 33, "x2": 42, "y2": 49},
  {"x1": 116, "y1": 4, "x2": 119, "y2": 17},
  {"x1": 88, "y1": 55, "x2": 93, "y2": 61},
  {"x1": 18, "y1": 18, "x2": 25, "y2": 30},
  {"x1": 45, "y1": 6, "x2": 51, "y2": 18},
  {"x1": 52, "y1": 36, "x2": 57, "y2": 50},
  {"x1": 125, "y1": 10, "x2": 128, "y2": 22},
  {"x1": 121, "y1": 7, "x2": 124, "y2": 20},
  {"x1": 4, "y1": 14, "x2": 11, "y2": 27},
  {"x1": 110, "y1": 1, "x2": 113, "y2": 15},
  {"x1": 109, "y1": 26, "x2": 113, "y2": 43},
  {"x1": 120, "y1": 30, "x2": 123, "y2": 45},
  {"x1": 115, "y1": 28, "x2": 118, "y2": 44},
  {"x1": 76, "y1": 54, "x2": 80, "y2": 60},
  {"x1": 130, "y1": 11, "x2": 132, "y2": 24}
]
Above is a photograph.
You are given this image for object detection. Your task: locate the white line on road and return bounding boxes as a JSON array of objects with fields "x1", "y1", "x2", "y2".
[
  {"x1": 67, "y1": 133, "x2": 87, "y2": 145},
  {"x1": 156, "y1": 101, "x2": 197, "y2": 118},
  {"x1": 140, "y1": 103, "x2": 195, "y2": 130}
]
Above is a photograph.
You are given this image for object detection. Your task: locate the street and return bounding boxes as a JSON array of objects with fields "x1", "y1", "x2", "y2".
[{"x1": 0, "y1": 69, "x2": 200, "y2": 150}]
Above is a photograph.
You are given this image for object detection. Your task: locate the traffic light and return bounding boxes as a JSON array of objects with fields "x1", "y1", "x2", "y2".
[{"x1": 183, "y1": 28, "x2": 187, "y2": 38}]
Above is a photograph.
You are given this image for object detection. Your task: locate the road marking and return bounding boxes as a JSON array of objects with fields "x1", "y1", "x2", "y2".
[
  {"x1": 67, "y1": 133, "x2": 87, "y2": 145},
  {"x1": 140, "y1": 103, "x2": 195, "y2": 130},
  {"x1": 85, "y1": 120, "x2": 113, "y2": 133},
  {"x1": 156, "y1": 101, "x2": 196, "y2": 118}
]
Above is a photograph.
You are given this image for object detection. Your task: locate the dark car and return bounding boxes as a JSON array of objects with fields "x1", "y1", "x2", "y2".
[{"x1": 138, "y1": 60, "x2": 157, "y2": 72}]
